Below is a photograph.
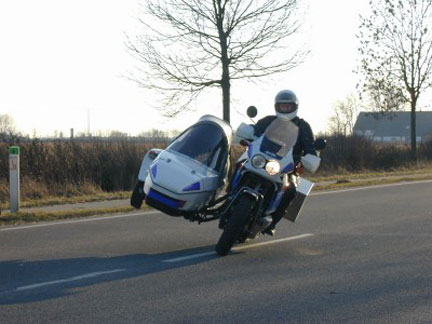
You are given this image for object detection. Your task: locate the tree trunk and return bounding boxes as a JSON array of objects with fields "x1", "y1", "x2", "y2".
[
  {"x1": 410, "y1": 100, "x2": 417, "y2": 161},
  {"x1": 221, "y1": 70, "x2": 230, "y2": 123},
  {"x1": 220, "y1": 40, "x2": 230, "y2": 123},
  {"x1": 215, "y1": 0, "x2": 230, "y2": 124}
]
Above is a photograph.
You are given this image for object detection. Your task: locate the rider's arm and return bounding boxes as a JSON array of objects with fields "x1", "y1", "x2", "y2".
[
  {"x1": 299, "y1": 120, "x2": 317, "y2": 156},
  {"x1": 253, "y1": 116, "x2": 276, "y2": 137},
  {"x1": 299, "y1": 119, "x2": 321, "y2": 173}
]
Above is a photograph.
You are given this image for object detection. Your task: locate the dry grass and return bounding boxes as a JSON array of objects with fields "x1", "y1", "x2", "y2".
[
  {"x1": 19, "y1": 191, "x2": 130, "y2": 208},
  {"x1": 0, "y1": 138, "x2": 165, "y2": 195},
  {"x1": 0, "y1": 177, "x2": 131, "y2": 209}
]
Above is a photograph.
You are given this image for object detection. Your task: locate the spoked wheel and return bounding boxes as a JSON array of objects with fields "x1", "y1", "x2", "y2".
[{"x1": 215, "y1": 195, "x2": 255, "y2": 256}]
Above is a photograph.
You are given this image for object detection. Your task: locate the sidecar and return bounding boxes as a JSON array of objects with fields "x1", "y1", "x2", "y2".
[{"x1": 136, "y1": 115, "x2": 232, "y2": 217}]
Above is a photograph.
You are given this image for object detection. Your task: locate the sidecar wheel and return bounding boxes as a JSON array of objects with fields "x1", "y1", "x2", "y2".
[
  {"x1": 130, "y1": 181, "x2": 145, "y2": 209},
  {"x1": 215, "y1": 195, "x2": 255, "y2": 256}
]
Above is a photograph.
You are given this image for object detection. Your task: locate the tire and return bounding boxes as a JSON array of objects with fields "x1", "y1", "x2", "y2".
[
  {"x1": 130, "y1": 181, "x2": 145, "y2": 209},
  {"x1": 215, "y1": 195, "x2": 255, "y2": 256}
]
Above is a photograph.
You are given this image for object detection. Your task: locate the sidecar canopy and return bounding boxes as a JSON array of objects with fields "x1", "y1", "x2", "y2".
[{"x1": 166, "y1": 115, "x2": 232, "y2": 173}]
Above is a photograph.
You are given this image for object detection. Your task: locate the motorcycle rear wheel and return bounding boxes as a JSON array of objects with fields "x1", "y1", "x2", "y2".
[{"x1": 215, "y1": 195, "x2": 255, "y2": 256}]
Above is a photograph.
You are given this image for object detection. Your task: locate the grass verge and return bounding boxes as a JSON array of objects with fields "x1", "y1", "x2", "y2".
[
  {"x1": 313, "y1": 174, "x2": 432, "y2": 191},
  {"x1": 0, "y1": 206, "x2": 137, "y2": 227},
  {"x1": 1, "y1": 191, "x2": 130, "y2": 210},
  {"x1": 309, "y1": 165, "x2": 432, "y2": 182}
]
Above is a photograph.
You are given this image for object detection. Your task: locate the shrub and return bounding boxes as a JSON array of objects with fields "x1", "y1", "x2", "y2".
[
  {"x1": 0, "y1": 137, "x2": 166, "y2": 198},
  {"x1": 319, "y1": 135, "x2": 427, "y2": 173}
]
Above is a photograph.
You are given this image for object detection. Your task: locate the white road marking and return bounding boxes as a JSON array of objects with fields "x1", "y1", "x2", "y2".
[
  {"x1": 311, "y1": 179, "x2": 432, "y2": 196},
  {"x1": 163, "y1": 251, "x2": 216, "y2": 263},
  {"x1": 232, "y1": 233, "x2": 314, "y2": 251},
  {"x1": 15, "y1": 269, "x2": 126, "y2": 291},
  {"x1": 162, "y1": 233, "x2": 314, "y2": 263},
  {"x1": 0, "y1": 211, "x2": 159, "y2": 231}
]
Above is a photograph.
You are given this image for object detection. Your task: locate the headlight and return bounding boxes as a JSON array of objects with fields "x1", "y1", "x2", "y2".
[
  {"x1": 265, "y1": 160, "x2": 281, "y2": 175},
  {"x1": 251, "y1": 154, "x2": 266, "y2": 168}
]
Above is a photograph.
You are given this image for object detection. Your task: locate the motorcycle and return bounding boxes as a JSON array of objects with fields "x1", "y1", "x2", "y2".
[{"x1": 131, "y1": 107, "x2": 325, "y2": 256}]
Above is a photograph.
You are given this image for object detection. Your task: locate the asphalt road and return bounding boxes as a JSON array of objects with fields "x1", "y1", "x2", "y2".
[{"x1": 1, "y1": 181, "x2": 431, "y2": 323}]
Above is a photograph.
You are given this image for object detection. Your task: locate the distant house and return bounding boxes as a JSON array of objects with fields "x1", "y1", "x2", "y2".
[{"x1": 353, "y1": 111, "x2": 432, "y2": 143}]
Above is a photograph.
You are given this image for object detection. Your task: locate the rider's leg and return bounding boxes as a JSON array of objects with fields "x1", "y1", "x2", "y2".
[{"x1": 264, "y1": 184, "x2": 297, "y2": 235}]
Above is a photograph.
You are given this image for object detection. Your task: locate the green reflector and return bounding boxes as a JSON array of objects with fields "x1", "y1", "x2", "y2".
[{"x1": 9, "y1": 146, "x2": 20, "y2": 155}]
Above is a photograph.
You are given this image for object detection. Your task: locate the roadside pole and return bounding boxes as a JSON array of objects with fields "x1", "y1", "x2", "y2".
[{"x1": 9, "y1": 146, "x2": 20, "y2": 213}]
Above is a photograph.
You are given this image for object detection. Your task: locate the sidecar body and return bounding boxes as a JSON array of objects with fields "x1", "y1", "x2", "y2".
[{"x1": 138, "y1": 115, "x2": 232, "y2": 216}]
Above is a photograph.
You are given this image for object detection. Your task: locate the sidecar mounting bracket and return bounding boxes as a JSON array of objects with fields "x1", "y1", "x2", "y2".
[
  {"x1": 182, "y1": 194, "x2": 229, "y2": 224},
  {"x1": 183, "y1": 213, "x2": 221, "y2": 224}
]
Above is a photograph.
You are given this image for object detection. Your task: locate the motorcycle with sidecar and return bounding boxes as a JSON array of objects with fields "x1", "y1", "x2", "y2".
[{"x1": 131, "y1": 107, "x2": 325, "y2": 256}]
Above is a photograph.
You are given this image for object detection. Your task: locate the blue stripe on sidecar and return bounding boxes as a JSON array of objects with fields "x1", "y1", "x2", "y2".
[{"x1": 147, "y1": 189, "x2": 181, "y2": 209}]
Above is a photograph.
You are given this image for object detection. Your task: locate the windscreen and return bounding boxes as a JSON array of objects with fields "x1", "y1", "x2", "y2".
[
  {"x1": 260, "y1": 118, "x2": 299, "y2": 158},
  {"x1": 167, "y1": 123, "x2": 228, "y2": 172}
]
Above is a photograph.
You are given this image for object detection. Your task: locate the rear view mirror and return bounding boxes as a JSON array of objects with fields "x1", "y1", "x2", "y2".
[
  {"x1": 314, "y1": 138, "x2": 326, "y2": 150},
  {"x1": 246, "y1": 106, "x2": 258, "y2": 118}
]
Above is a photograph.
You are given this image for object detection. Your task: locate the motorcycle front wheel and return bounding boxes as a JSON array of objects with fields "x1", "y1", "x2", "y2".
[{"x1": 215, "y1": 195, "x2": 255, "y2": 256}]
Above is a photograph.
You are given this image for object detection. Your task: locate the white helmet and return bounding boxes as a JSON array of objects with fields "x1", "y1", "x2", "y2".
[{"x1": 274, "y1": 90, "x2": 299, "y2": 120}]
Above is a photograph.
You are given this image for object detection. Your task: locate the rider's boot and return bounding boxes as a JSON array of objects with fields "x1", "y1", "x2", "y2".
[
  {"x1": 262, "y1": 204, "x2": 284, "y2": 236},
  {"x1": 262, "y1": 225, "x2": 276, "y2": 236}
]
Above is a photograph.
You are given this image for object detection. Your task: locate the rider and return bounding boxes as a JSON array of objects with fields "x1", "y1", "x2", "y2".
[{"x1": 254, "y1": 89, "x2": 318, "y2": 236}]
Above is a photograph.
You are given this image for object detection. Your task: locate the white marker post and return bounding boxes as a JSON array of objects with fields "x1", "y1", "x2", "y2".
[{"x1": 9, "y1": 146, "x2": 20, "y2": 213}]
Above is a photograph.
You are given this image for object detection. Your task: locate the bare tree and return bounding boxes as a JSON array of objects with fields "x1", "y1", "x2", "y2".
[
  {"x1": 328, "y1": 94, "x2": 360, "y2": 136},
  {"x1": 127, "y1": 0, "x2": 307, "y2": 123},
  {"x1": 361, "y1": 78, "x2": 408, "y2": 113},
  {"x1": 0, "y1": 114, "x2": 17, "y2": 134},
  {"x1": 356, "y1": 0, "x2": 432, "y2": 160},
  {"x1": 138, "y1": 128, "x2": 170, "y2": 138},
  {"x1": 109, "y1": 130, "x2": 129, "y2": 138}
]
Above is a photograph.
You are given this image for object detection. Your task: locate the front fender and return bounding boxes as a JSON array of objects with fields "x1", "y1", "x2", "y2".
[
  {"x1": 236, "y1": 187, "x2": 262, "y2": 202},
  {"x1": 228, "y1": 187, "x2": 262, "y2": 214}
]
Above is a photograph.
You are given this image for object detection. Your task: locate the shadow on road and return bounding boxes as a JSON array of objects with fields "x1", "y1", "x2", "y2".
[{"x1": 0, "y1": 244, "x2": 241, "y2": 305}]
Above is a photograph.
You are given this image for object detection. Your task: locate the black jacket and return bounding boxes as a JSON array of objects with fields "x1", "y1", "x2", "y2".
[{"x1": 253, "y1": 115, "x2": 317, "y2": 161}]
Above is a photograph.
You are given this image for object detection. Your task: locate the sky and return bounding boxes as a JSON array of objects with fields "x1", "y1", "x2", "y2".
[{"x1": 0, "y1": 0, "x2": 372, "y2": 137}]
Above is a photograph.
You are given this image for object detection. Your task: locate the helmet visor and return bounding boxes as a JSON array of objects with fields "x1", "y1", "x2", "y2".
[{"x1": 275, "y1": 103, "x2": 297, "y2": 114}]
